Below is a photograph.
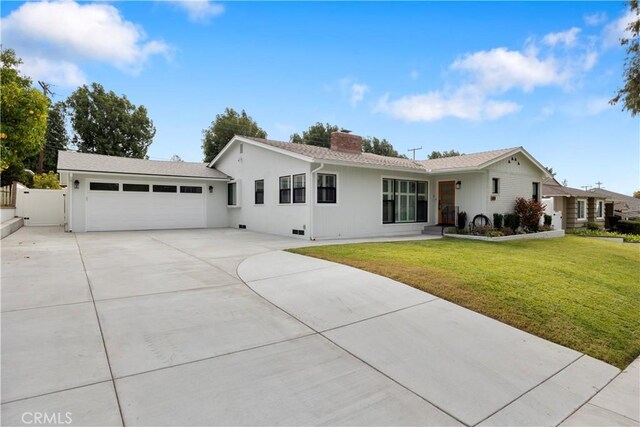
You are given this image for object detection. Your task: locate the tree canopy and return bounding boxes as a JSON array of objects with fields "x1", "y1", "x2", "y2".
[
  {"x1": 633, "y1": 190, "x2": 640, "y2": 198},
  {"x1": 427, "y1": 149, "x2": 462, "y2": 159},
  {"x1": 25, "y1": 101, "x2": 68, "y2": 174},
  {"x1": 362, "y1": 136, "x2": 406, "y2": 158},
  {"x1": 67, "y1": 83, "x2": 155, "y2": 158},
  {"x1": 202, "y1": 108, "x2": 267, "y2": 162},
  {"x1": 290, "y1": 122, "x2": 339, "y2": 148},
  {"x1": 611, "y1": 0, "x2": 640, "y2": 115},
  {"x1": 0, "y1": 48, "x2": 49, "y2": 173}
]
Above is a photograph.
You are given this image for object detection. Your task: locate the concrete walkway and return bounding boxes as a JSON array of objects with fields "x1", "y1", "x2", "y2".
[{"x1": 1, "y1": 227, "x2": 635, "y2": 426}]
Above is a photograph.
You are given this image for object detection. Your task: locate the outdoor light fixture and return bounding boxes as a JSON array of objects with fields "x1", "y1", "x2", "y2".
[
  {"x1": 74, "y1": 180, "x2": 80, "y2": 189},
  {"x1": 456, "y1": 181, "x2": 462, "y2": 190},
  {"x1": 209, "y1": 185, "x2": 213, "y2": 193}
]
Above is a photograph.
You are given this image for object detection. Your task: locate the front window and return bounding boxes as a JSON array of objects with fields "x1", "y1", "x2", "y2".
[
  {"x1": 228, "y1": 182, "x2": 237, "y2": 206},
  {"x1": 279, "y1": 176, "x2": 291, "y2": 204},
  {"x1": 492, "y1": 178, "x2": 500, "y2": 194},
  {"x1": 532, "y1": 182, "x2": 540, "y2": 201},
  {"x1": 596, "y1": 200, "x2": 604, "y2": 218},
  {"x1": 293, "y1": 174, "x2": 305, "y2": 203},
  {"x1": 577, "y1": 199, "x2": 586, "y2": 220},
  {"x1": 383, "y1": 179, "x2": 428, "y2": 224},
  {"x1": 255, "y1": 180, "x2": 264, "y2": 205},
  {"x1": 317, "y1": 174, "x2": 336, "y2": 203}
]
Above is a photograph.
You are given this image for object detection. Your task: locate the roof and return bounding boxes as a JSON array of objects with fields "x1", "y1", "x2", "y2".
[
  {"x1": 542, "y1": 182, "x2": 605, "y2": 199},
  {"x1": 57, "y1": 151, "x2": 229, "y2": 180},
  {"x1": 416, "y1": 147, "x2": 519, "y2": 171},
  {"x1": 589, "y1": 188, "x2": 640, "y2": 216},
  {"x1": 239, "y1": 137, "x2": 426, "y2": 171}
]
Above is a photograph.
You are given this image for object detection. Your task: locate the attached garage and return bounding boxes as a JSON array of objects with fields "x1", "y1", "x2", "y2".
[{"x1": 58, "y1": 151, "x2": 230, "y2": 232}]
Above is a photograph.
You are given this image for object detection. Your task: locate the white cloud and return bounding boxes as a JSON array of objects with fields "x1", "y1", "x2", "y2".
[
  {"x1": 170, "y1": 1, "x2": 224, "y2": 23},
  {"x1": 584, "y1": 12, "x2": 607, "y2": 26},
  {"x1": 543, "y1": 27, "x2": 581, "y2": 47},
  {"x1": 0, "y1": 1, "x2": 171, "y2": 86},
  {"x1": 20, "y1": 56, "x2": 86, "y2": 87},
  {"x1": 350, "y1": 83, "x2": 369, "y2": 106},
  {"x1": 603, "y1": 10, "x2": 636, "y2": 48},
  {"x1": 410, "y1": 69, "x2": 420, "y2": 80},
  {"x1": 585, "y1": 96, "x2": 612, "y2": 115}
]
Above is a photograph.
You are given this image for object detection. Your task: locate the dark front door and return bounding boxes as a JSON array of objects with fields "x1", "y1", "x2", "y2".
[{"x1": 438, "y1": 180, "x2": 456, "y2": 225}]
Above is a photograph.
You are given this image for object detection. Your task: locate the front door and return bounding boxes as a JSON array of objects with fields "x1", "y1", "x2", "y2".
[{"x1": 438, "y1": 180, "x2": 456, "y2": 225}]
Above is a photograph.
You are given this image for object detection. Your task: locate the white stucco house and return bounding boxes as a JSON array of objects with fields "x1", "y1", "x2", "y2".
[{"x1": 58, "y1": 131, "x2": 551, "y2": 239}]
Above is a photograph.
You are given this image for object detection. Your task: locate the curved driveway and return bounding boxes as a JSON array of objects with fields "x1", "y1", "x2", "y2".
[{"x1": 1, "y1": 227, "x2": 623, "y2": 426}]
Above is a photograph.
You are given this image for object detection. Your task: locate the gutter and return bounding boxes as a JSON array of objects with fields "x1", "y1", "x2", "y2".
[{"x1": 309, "y1": 163, "x2": 324, "y2": 240}]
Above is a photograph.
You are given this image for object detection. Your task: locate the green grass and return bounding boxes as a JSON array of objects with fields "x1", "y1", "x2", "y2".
[
  {"x1": 567, "y1": 228, "x2": 640, "y2": 243},
  {"x1": 289, "y1": 236, "x2": 640, "y2": 368}
]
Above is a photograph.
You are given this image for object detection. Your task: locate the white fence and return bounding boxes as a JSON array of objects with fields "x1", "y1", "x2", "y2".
[{"x1": 16, "y1": 188, "x2": 66, "y2": 226}]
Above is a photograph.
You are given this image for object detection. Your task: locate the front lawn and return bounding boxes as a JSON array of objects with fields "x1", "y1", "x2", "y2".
[{"x1": 290, "y1": 236, "x2": 640, "y2": 368}]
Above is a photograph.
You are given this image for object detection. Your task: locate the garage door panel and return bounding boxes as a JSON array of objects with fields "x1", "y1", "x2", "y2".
[{"x1": 86, "y1": 184, "x2": 206, "y2": 232}]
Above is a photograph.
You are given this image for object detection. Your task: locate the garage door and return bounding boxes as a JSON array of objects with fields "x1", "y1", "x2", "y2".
[{"x1": 86, "y1": 181, "x2": 206, "y2": 231}]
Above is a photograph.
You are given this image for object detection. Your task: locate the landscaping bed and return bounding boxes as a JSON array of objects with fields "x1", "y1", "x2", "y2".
[
  {"x1": 445, "y1": 229, "x2": 564, "y2": 241},
  {"x1": 290, "y1": 236, "x2": 640, "y2": 369}
]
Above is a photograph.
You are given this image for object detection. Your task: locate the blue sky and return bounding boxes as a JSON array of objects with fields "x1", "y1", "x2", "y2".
[{"x1": 2, "y1": 1, "x2": 638, "y2": 194}]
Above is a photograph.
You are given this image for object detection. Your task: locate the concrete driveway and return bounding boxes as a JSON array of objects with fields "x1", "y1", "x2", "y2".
[{"x1": 1, "y1": 227, "x2": 623, "y2": 426}]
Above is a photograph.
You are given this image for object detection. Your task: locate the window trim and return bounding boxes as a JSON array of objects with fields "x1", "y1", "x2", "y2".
[
  {"x1": 293, "y1": 174, "x2": 306, "y2": 204},
  {"x1": 492, "y1": 177, "x2": 500, "y2": 194},
  {"x1": 532, "y1": 182, "x2": 540, "y2": 201},
  {"x1": 577, "y1": 199, "x2": 587, "y2": 221},
  {"x1": 381, "y1": 177, "x2": 428, "y2": 225},
  {"x1": 596, "y1": 200, "x2": 604, "y2": 219},
  {"x1": 254, "y1": 179, "x2": 264, "y2": 205},
  {"x1": 227, "y1": 182, "x2": 238, "y2": 206},
  {"x1": 317, "y1": 173, "x2": 337, "y2": 204},
  {"x1": 279, "y1": 175, "x2": 291, "y2": 204}
]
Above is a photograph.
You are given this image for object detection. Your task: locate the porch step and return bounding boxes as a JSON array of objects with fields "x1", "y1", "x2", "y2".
[
  {"x1": 1, "y1": 217, "x2": 24, "y2": 239},
  {"x1": 421, "y1": 225, "x2": 444, "y2": 236}
]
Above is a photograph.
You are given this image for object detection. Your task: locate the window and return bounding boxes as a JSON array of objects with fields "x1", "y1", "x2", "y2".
[
  {"x1": 532, "y1": 182, "x2": 540, "y2": 201},
  {"x1": 293, "y1": 174, "x2": 306, "y2": 203},
  {"x1": 90, "y1": 182, "x2": 118, "y2": 191},
  {"x1": 279, "y1": 176, "x2": 291, "y2": 204},
  {"x1": 383, "y1": 179, "x2": 428, "y2": 224},
  {"x1": 577, "y1": 199, "x2": 586, "y2": 220},
  {"x1": 153, "y1": 185, "x2": 177, "y2": 193},
  {"x1": 228, "y1": 182, "x2": 237, "y2": 206},
  {"x1": 180, "y1": 186, "x2": 202, "y2": 194},
  {"x1": 317, "y1": 174, "x2": 336, "y2": 203},
  {"x1": 255, "y1": 180, "x2": 264, "y2": 205},
  {"x1": 123, "y1": 184, "x2": 149, "y2": 192},
  {"x1": 492, "y1": 178, "x2": 500, "y2": 194},
  {"x1": 596, "y1": 200, "x2": 604, "y2": 218}
]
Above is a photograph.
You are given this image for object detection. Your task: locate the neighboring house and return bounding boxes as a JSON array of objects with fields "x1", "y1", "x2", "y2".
[
  {"x1": 588, "y1": 188, "x2": 640, "y2": 221},
  {"x1": 542, "y1": 179, "x2": 608, "y2": 230},
  {"x1": 58, "y1": 131, "x2": 550, "y2": 239}
]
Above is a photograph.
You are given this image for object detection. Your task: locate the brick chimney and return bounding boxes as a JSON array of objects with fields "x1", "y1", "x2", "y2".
[{"x1": 330, "y1": 130, "x2": 362, "y2": 154}]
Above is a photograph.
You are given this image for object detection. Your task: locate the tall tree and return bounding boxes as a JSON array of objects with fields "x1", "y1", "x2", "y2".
[
  {"x1": 611, "y1": 0, "x2": 640, "y2": 115},
  {"x1": 0, "y1": 48, "x2": 49, "y2": 178},
  {"x1": 67, "y1": 83, "x2": 155, "y2": 158},
  {"x1": 544, "y1": 166, "x2": 557, "y2": 177},
  {"x1": 25, "y1": 101, "x2": 69, "y2": 173},
  {"x1": 202, "y1": 108, "x2": 266, "y2": 162},
  {"x1": 362, "y1": 136, "x2": 405, "y2": 158},
  {"x1": 633, "y1": 190, "x2": 640, "y2": 198},
  {"x1": 427, "y1": 149, "x2": 462, "y2": 159},
  {"x1": 290, "y1": 123, "x2": 339, "y2": 148}
]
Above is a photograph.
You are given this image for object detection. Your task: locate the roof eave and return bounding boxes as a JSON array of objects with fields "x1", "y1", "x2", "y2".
[
  {"x1": 209, "y1": 135, "x2": 314, "y2": 167},
  {"x1": 57, "y1": 169, "x2": 230, "y2": 181}
]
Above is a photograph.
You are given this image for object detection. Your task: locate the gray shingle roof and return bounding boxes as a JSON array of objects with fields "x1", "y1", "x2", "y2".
[
  {"x1": 542, "y1": 183, "x2": 604, "y2": 198},
  {"x1": 57, "y1": 151, "x2": 229, "y2": 180},
  {"x1": 243, "y1": 137, "x2": 426, "y2": 171},
  {"x1": 589, "y1": 188, "x2": 640, "y2": 216},
  {"x1": 416, "y1": 147, "x2": 518, "y2": 171}
]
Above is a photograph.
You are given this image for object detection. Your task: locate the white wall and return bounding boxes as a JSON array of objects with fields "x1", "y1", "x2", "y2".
[
  {"x1": 312, "y1": 164, "x2": 428, "y2": 239},
  {"x1": 429, "y1": 172, "x2": 487, "y2": 228},
  {"x1": 1, "y1": 208, "x2": 16, "y2": 223},
  {"x1": 66, "y1": 173, "x2": 227, "y2": 232},
  {"x1": 486, "y1": 156, "x2": 546, "y2": 217},
  {"x1": 215, "y1": 141, "x2": 311, "y2": 238}
]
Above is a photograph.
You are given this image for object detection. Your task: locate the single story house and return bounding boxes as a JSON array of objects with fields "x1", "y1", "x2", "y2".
[
  {"x1": 541, "y1": 179, "x2": 608, "y2": 230},
  {"x1": 588, "y1": 188, "x2": 640, "y2": 221},
  {"x1": 58, "y1": 131, "x2": 551, "y2": 239}
]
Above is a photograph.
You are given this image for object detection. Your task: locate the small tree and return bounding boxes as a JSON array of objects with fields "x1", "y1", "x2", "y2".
[
  {"x1": 611, "y1": 0, "x2": 640, "y2": 116},
  {"x1": 32, "y1": 172, "x2": 61, "y2": 189},
  {"x1": 514, "y1": 197, "x2": 546, "y2": 232},
  {"x1": 290, "y1": 123, "x2": 339, "y2": 148}
]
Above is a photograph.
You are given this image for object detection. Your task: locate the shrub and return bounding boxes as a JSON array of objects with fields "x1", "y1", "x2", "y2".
[
  {"x1": 585, "y1": 221, "x2": 602, "y2": 231},
  {"x1": 544, "y1": 214, "x2": 552, "y2": 226},
  {"x1": 504, "y1": 213, "x2": 520, "y2": 231},
  {"x1": 457, "y1": 211, "x2": 467, "y2": 230},
  {"x1": 473, "y1": 225, "x2": 493, "y2": 236},
  {"x1": 567, "y1": 229, "x2": 640, "y2": 243},
  {"x1": 500, "y1": 227, "x2": 515, "y2": 236},
  {"x1": 514, "y1": 197, "x2": 546, "y2": 232},
  {"x1": 32, "y1": 172, "x2": 61, "y2": 189},
  {"x1": 485, "y1": 230, "x2": 504, "y2": 238},
  {"x1": 616, "y1": 220, "x2": 640, "y2": 235},
  {"x1": 493, "y1": 213, "x2": 504, "y2": 229},
  {"x1": 539, "y1": 224, "x2": 553, "y2": 232}
]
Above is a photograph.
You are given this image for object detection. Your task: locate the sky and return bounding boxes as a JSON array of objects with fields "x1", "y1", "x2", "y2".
[{"x1": 1, "y1": 0, "x2": 638, "y2": 195}]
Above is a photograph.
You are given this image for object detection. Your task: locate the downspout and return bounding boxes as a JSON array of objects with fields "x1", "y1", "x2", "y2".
[{"x1": 309, "y1": 163, "x2": 324, "y2": 240}]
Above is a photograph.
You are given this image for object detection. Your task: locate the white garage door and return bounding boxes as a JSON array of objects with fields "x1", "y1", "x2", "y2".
[{"x1": 86, "y1": 181, "x2": 206, "y2": 231}]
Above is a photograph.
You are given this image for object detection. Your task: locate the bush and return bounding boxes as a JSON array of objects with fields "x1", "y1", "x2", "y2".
[
  {"x1": 485, "y1": 230, "x2": 504, "y2": 238},
  {"x1": 539, "y1": 224, "x2": 553, "y2": 232},
  {"x1": 500, "y1": 227, "x2": 515, "y2": 236},
  {"x1": 544, "y1": 214, "x2": 552, "y2": 226},
  {"x1": 32, "y1": 172, "x2": 61, "y2": 189},
  {"x1": 504, "y1": 213, "x2": 520, "y2": 231},
  {"x1": 616, "y1": 220, "x2": 640, "y2": 235},
  {"x1": 514, "y1": 197, "x2": 546, "y2": 232},
  {"x1": 493, "y1": 213, "x2": 504, "y2": 229},
  {"x1": 567, "y1": 229, "x2": 640, "y2": 243},
  {"x1": 457, "y1": 211, "x2": 467, "y2": 230},
  {"x1": 473, "y1": 225, "x2": 493, "y2": 236},
  {"x1": 585, "y1": 221, "x2": 602, "y2": 231}
]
